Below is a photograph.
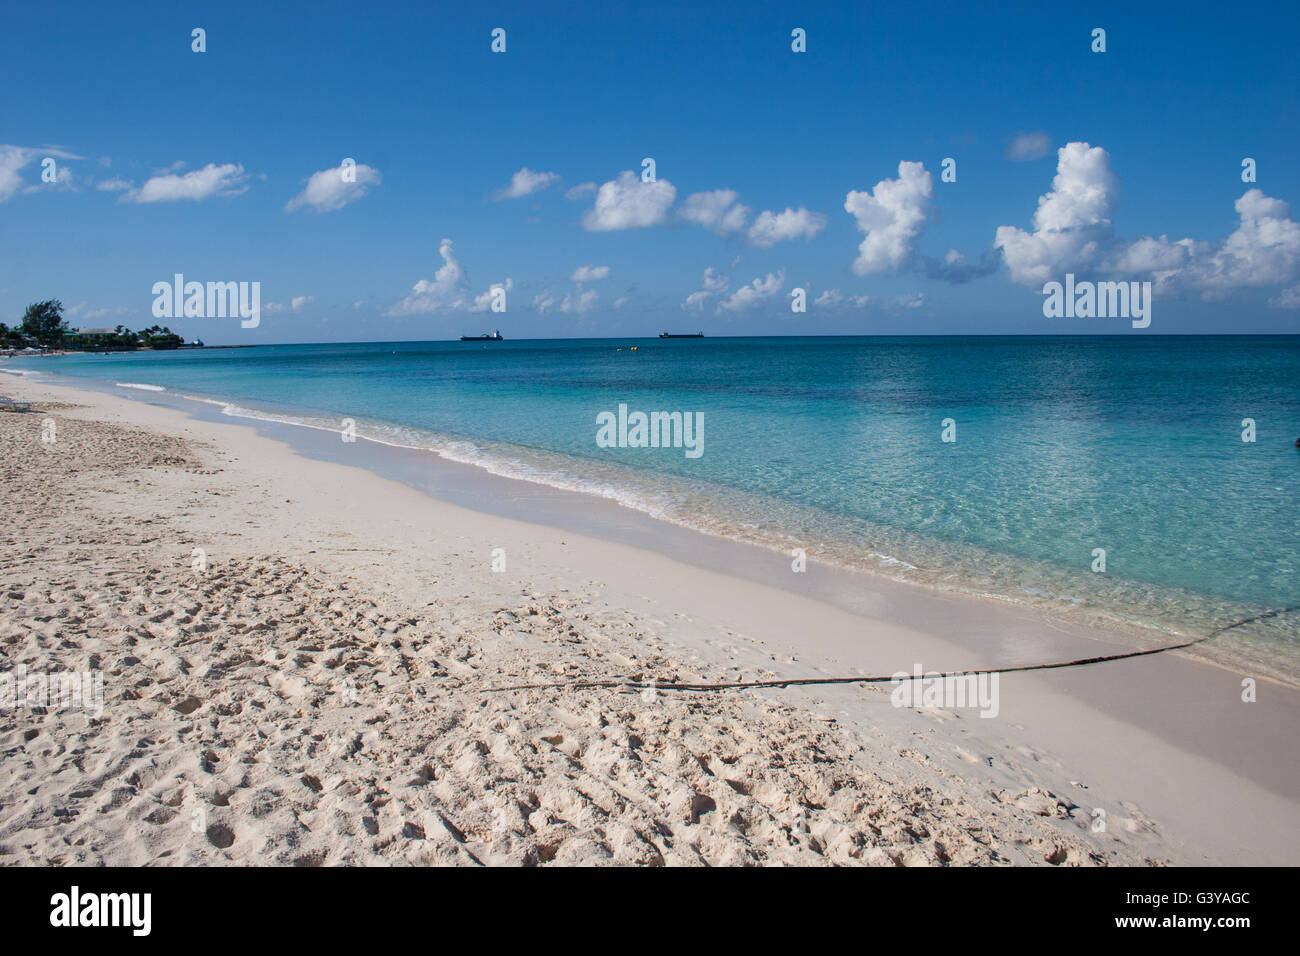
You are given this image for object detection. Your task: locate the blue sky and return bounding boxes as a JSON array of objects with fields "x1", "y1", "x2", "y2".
[{"x1": 2, "y1": 0, "x2": 1298, "y2": 343}]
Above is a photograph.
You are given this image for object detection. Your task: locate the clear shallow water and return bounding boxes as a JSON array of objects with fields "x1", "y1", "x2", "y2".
[{"x1": 8, "y1": 336, "x2": 1299, "y2": 680}]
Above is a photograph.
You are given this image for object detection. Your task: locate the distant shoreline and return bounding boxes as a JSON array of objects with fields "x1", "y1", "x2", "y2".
[
  {"x1": 24, "y1": 331, "x2": 1296, "y2": 350},
  {"x1": 0, "y1": 345, "x2": 255, "y2": 357}
]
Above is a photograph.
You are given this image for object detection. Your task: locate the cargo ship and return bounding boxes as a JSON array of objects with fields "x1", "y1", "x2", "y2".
[
  {"x1": 460, "y1": 330, "x2": 504, "y2": 341},
  {"x1": 659, "y1": 331, "x2": 704, "y2": 338}
]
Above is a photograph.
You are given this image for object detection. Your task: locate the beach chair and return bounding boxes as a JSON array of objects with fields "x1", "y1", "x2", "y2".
[{"x1": 0, "y1": 395, "x2": 32, "y2": 412}]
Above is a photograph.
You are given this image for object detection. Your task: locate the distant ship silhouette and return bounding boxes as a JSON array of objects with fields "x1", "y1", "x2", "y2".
[
  {"x1": 460, "y1": 330, "x2": 504, "y2": 341},
  {"x1": 659, "y1": 331, "x2": 704, "y2": 338}
]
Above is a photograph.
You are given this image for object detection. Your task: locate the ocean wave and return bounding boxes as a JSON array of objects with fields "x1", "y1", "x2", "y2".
[
  {"x1": 115, "y1": 382, "x2": 166, "y2": 392},
  {"x1": 175, "y1": 394, "x2": 678, "y2": 519},
  {"x1": 111, "y1": 383, "x2": 1300, "y2": 685}
]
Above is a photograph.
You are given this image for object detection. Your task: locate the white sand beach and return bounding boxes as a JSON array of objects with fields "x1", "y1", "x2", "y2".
[{"x1": 2, "y1": 376, "x2": 1297, "y2": 866}]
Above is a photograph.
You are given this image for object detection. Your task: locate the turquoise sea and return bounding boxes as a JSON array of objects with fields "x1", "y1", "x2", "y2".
[{"x1": 6, "y1": 335, "x2": 1298, "y2": 680}]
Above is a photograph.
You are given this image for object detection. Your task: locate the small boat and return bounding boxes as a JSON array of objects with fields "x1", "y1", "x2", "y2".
[
  {"x1": 460, "y1": 330, "x2": 504, "y2": 341},
  {"x1": 659, "y1": 331, "x2": 704, "y2": 338}
]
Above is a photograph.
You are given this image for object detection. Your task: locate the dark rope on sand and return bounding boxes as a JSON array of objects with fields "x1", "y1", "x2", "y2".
[{"x1": 482, "y1": 604, "x2": 1300, "y2": 695}]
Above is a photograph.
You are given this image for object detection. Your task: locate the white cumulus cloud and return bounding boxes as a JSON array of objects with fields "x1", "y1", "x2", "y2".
[
  {"x1": 496, "y1": 167, "x2": 559, "y2": 200},
  {"x1": 471, "y1": 278, "x2": 513, "y2": 313},
  {"x1": 1192, "y1": 190, "x2": 1300, "y2": 294},
  {"x1": 814, "y1": 289, "x2": 871, "y2": 309},
  {"x1": 701, "y1": 266, "x2": 729, "y2": 292},
  {"x1": 748, "y1": 206, "x2": 827, "y2": 248},
  {"x1": 125, "y1": 163, "x2": 249, "y2": 203},
  {"x1": 995, "y1": 143, "x2": 1300, "y2": 300},
  {"x1": 993, "y1": 142, "x2": 1118, "y2": 286},
  {"x1": 570, "y1": 264, "x2": 610, "y2": 283},
  {"x1": 888, "y1": 292, "x2": 927, "y2": 310},
  {"x1": 718, "y1": 271, "x2": 785, "y2": 313},
  {"x1": 387, "y1": 239, "x2": 511, "y2": 315},
  {"x1": 263, "y1": 296, "x2": 314, "y2": 315},
  {"x1": 678, "y1": 189, "x2": 750, "y2": 234},
  {"x1": 682, "y1": 267, "x2": 731, "y2": 311},
  {"x1": 844, "y1": 161, "x2": 934, "y2": 275},
  {"x1": 0, "y1": 144, "x2": 84, "y2": 201},
  {"x1": 582, "y1": 170, "x2": 676, "y2": 231},
  {"x1": 534, "y1": 288, "x2": 598, "y2": 313},
  {"x1": 285, "y1": 162, "x2": 381, "y2": 213}
]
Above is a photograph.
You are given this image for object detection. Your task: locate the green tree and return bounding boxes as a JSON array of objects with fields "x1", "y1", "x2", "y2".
[
  {"x1": 142, "y1": 324, "x2": 182, "y2": 349},
  {"x1": 20, "y1": 299, "x2": 68, "y2": 347}
]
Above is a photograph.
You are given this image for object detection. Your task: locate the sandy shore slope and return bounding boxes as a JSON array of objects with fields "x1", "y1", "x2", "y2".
[{"x1": 2, "y1": 377, "x2": 1294, "y2": 865}]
